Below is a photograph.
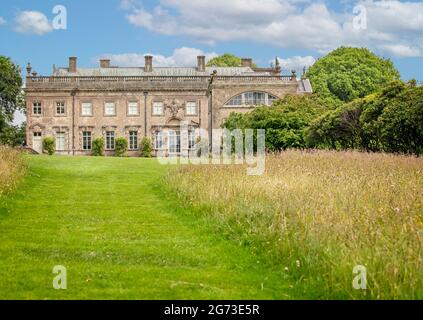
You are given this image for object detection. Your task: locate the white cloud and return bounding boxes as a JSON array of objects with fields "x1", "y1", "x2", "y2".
[
  {"x1": 14, "y1": 11, "x2": 53, "y2": 35},
  {"x1": 276, "y1": 56, "x2": 316, "y2": 72},
  {"x1": 121, "y1": 0, "x2": 423, "y2": 58},
  {"x1": 378, "y1": 44, "x2": 421, "y2": 58},
  {"x1": 0, "y1": 17, "x2": 6, "y2": 26},
  {"x1": 98, "y1": 47, "x2": 218, "y2": 67}
]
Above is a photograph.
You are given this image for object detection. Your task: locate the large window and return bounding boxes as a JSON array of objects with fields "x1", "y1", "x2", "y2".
[
  {"x1": 33, "y1": 102, "x2": 42, "y2": 115},
  {"x1": 186, "y1": 102, "x2": 198, "y2": 116},
  {"x1": 168, "y1": 130, "x2": 181, "y2": 154},
  {"x1": 129, "y1": 131, "x2": 138, "y2": 150},
  {"x1": 106, "y1": 131, "x2": 115, "y2": 150},
  {"x1": 82, "y1": 131, "x2": 92, "y2": 150},
  {"x1": 128, "y1": 102, "x2": 139, "y2": 116},
  {"x1": 56, "y1": 132, "x2": 65, "y2": 151},
  {"x1": 81, "y1": 103, "x2": 92, "y2": 116},
  {"x1": 152, "y1": 102, "x2": 164, "y2": 116},
  {"x1": 154, "y1": 131, "x2": 164, "y2": 149},
  {"x1": 226, "y1": 92, "x2": 278, "y2": 107},
  {"x1": 105, "y1": 102, "x2": 116, "y2": 116},
  {"x1": 56, "y1": 102, "x2": 65, "y2": 115}
]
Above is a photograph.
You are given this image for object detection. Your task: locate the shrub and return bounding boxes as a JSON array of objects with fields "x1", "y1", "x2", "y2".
[
  {"x1": 42, "y1": 137, "x2": 55, "y2": 155},
  {"x1": 139, "y1": 137, "x2": 153, "y2": 157},
  {"x1": 115, "y1": 137, "x2": 128, "y2": 157},
  {"x1": 92, "y1": 137, "x2": 104, "y2": 156}
]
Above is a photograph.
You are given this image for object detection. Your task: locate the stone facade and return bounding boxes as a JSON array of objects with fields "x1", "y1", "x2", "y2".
[{"x1": 24, "y1": 56, "x2": 312, "y2": 156}]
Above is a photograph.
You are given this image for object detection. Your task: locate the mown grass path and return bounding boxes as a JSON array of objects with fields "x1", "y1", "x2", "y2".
[{"x1": 0, "y1": 156, "x2": 289, "y2": 299}]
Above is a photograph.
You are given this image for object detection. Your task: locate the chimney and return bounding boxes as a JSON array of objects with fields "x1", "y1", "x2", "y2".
[
  {"x1": 100, "y1": 59, "x2": 111, "y2": 68},
  {"x1": 241, "y1": 58, "x2": 252, "y2": 68},
  {"x1": 197, "y1": 56, "x2": 205, "y2": 72},
  {"x1": 69, "y1": 57, "x2": 77, "y2": 73},
  {"x1": 144, "y1": 55, "x2": 153, "y2": 72}
]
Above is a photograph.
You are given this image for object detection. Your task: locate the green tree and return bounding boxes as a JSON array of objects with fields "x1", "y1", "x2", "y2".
[
  {"x1": 222, "y1": 95, "x2": 329, "y2": 151},
  {"x1": 0, "y1": 56, "x2": 24, "y2": 139},
  {"x1": 307, "y1": 47, "x2": 400, "y2": 103},
  {"x1": 0, "y1": 122, "x2": 26, "y2": 147},
  {"x1": 207, "y1": 53, "x2": 257, "y2": 68},
  {"x1": 307, "y1": 81, "x2": 423, "y2": 155}
]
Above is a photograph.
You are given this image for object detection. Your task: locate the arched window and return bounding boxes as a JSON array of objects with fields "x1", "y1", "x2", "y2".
[{"x1": 226, "y1": 92, "x2": 278, "y2": 107}]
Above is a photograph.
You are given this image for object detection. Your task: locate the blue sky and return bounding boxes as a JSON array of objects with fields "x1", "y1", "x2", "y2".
[{"x1": 1, "y1": 0, "x2": 423, "y2": 81}]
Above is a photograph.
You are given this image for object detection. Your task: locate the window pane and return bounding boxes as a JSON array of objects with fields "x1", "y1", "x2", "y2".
[
  {"x1": 155, "y1": 131, "x2": 163, "y2": 149},
  {"x1": 244, "y1": 92, "x2": 254, "y2": 105},
  {"x1": 82, "y1": 103, "x2": 92, "y2": 116},
  {"x1": 168, "y1": 131, "x2": 181, "y2": 154},
  {"x1": 33, "y1": 102, "x2": 42, "y2": 115},
  {"x1": 186, "y1": 102, "x2": 197, "y2": 115},
  {"x1": 56, "y1": 102, "x2": 65, "y2": 115},
  {"x1": 105, "y1": 102, "x2": 116, "y2": 115},
  {"x1": 83, "y1": 131, "x2": 92, "y2": 150},
  {"x1": 56, "y1": 133, "x2": 65, "y2": 151},
  {"x1": 106, "y1": 131, "x2": 115, "y2": 150},
  {"x1": 129, "y1": 131, "x2": 138, "y2": 150},
  {"x1": 153, "y1": 102, "x2": 164, "y2": 115},
  {"x1": 128, "y1": 102, "x2": 138, "y2": 115}
]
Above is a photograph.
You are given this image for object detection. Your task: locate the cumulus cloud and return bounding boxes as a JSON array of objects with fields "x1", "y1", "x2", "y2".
[
  {"x1": 275, "y1": 56, "x2": 316, "y2": 73},
  {"x1": 98, "y1": 47, "x2": 218, "y2": 67},
  {"x1": 120, "y1": 0, "x2": 423, "y2": 57},
  {"x1": 0, "y1": 17, "x2": 6, "y2": 26},
  {"x1": 14, "y1": 11, "x2": 53, "y2": 35}
]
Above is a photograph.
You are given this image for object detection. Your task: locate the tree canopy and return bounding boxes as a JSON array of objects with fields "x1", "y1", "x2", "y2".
[
  {"x1": 222, "y1": 95, "x2": 329, "y2": 151},
  {"x1": 206, "y1": 53, "x2": 257, "y2": 68},
  {"x1": 307, "y1": 81, "x2": 423, "y2": 155},
  {"x1": 0, "y1": 56, "x2": 23, "y2": 121},
  {"x1": 0, "y1": 56, "x2": 24, "y2": 146},
  {"x1": 306, "y1": 47, "x2": 400, "y2": 103}
]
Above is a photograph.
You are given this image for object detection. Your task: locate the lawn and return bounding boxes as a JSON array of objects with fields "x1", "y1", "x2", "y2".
[{"x1": 0, "y1": 155, "x2": 291, "y2": 299}]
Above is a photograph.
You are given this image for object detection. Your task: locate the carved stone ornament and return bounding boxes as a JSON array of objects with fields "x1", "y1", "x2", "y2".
[{"x1": 165, "y1": 99, "x2": 185, "y2": 118}]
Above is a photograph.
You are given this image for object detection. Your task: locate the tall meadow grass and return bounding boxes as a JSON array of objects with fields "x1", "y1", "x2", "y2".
[
  {"x1": 166, "y1": 150, "x2": 423, "y2": 299},
  {"x1": 0, "y1": 145, "x2": 26, "y2": 199}
]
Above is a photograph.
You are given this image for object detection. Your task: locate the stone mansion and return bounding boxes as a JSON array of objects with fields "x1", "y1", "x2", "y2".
[{"x1": 25, "y1": 55, "x2": 312, "y2": 156}]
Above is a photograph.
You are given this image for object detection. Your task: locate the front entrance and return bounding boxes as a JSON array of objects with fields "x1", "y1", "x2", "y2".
[{"x1": 33, "y1": 132, "x2": 42, "y2": 154}]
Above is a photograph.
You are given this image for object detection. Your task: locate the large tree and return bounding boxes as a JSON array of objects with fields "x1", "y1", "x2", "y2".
[
  {"x1": 307, "y1": 47, "x2": 400, "y2": 103},
  {"x1": 0, "y1": 56, "x2": 24, "y2": 145},
  {"x1": 207, "y1": 53, "x2": 257, "y2": 68},
  {"x1": 0, "y1": 56, "x2": 23, "y2": 123}
]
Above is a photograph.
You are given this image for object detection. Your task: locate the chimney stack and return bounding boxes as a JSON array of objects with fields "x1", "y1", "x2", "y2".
[
  {"x1": 100, "y1": 59, "x2": 111, "y2": 68},
  {"x1": 241, "y1": 58, "x2": 252, "y2": 68},
  {"x1": 197, "y1": 56, "x2": 206, "y2": 72},
  {"x1": 69, "y1": 57, "x2": 77, "y2": 73},
  {"x1": 144, "y1": 55, "x2": 153, "y2": 72}
]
